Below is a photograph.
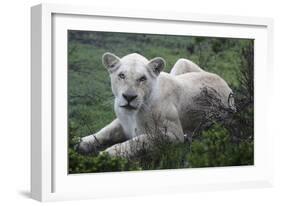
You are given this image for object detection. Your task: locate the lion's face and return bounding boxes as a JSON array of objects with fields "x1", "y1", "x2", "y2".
[{"x1": 102, "y1": 53, "x2": 165, "y2": 112}]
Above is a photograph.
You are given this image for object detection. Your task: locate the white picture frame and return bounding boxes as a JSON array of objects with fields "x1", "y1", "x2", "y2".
[{"x1": 31, "y1": 3, "x2": 274, "y2": 202}]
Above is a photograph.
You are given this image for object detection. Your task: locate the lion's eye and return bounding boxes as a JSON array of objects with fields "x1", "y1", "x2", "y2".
[
  {"x1": 138, "y1": 76, "x2": 147, "y2": 82},
  {"x1": 118, "y1": 73, "x2": 125, "y2": 79}
]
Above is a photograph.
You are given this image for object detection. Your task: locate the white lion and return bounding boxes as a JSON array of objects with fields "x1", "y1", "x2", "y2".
[{"x1": 77, "y1": 53, "x2": 236, "y2": 157}]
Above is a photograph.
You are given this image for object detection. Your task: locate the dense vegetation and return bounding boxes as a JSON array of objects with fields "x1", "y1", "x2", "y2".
[{"x1": 68, "y1": 30, "x2": 254, "y2": 174}]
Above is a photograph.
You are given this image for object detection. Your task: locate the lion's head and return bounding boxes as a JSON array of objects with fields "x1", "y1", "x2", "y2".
[{"x1": 102, "y1": 53, "x2": 165, "y2": 112}]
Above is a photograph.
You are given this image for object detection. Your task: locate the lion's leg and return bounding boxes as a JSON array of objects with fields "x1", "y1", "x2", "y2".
[
  {"x1": 170, "y1": 58, "x2": 203, "y2": 76},
  {"x1": 105, "y1": 122, "x2": 184, "y2": 158},
  {"x1": 77, "y1": 119, "x2": 127, "y2": 154},
  {"x1": 104, "y1": 134, "x2": 148, "y2": 158}
]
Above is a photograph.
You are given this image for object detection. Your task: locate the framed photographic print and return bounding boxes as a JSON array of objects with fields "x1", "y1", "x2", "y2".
[{"x1": 31, "y1": 3, "x2": 274, "y2": 201}]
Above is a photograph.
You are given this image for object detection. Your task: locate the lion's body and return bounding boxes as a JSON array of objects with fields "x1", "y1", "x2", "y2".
[
  {"x1": 78, "y1": 53, "x2": 235, "y2": 157},
  {"x1": 116, "y1": 71, "x2": 233, "y2": 140},
  {"x1": 157, "y1": 71, "x2": 232, "y2": 133}
]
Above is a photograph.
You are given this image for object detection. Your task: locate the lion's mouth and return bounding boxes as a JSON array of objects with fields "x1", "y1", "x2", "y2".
[{"x1": 120, "y1": 104, "x2": 137, "y2": 110}]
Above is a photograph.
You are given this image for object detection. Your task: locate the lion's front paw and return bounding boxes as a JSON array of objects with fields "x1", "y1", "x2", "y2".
[
  {"x1": 75, "y1": 140, "x2": 99, "y2": 155},
  {"x1": 104, "y1": 146, "x2": 117, "y2": 157},
  {"x1": 104, "y1": 143, "x2": 128, "y2": 158}
]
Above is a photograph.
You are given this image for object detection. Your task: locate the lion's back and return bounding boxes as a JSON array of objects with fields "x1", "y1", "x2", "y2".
[
  {"x1": 176, "y1": 72, "x2": 233, "y2": 104},
  {"x1": 156, "y1": 71, "x2": 232, "y2": 106},
  {"x1": 155, "y1": 71, "x2": 234, "y2": 133}
]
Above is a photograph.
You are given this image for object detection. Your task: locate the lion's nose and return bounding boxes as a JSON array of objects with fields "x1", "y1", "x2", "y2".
[{"x1": 122, "y1": 93, "x2": 137, "y2": 103}]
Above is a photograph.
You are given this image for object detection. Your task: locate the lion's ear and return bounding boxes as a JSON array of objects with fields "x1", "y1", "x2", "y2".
[
  {"x1": 147, "y1": 57, "x2": 166, "y2": 77},
  {"x1": 102, "y1": 52, "x2": 120, "y2": 73}
]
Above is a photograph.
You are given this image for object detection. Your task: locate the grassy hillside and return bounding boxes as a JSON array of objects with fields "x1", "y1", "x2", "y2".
[{"x1": 68, "y1": 30, "x2": 254, "y2": 173}]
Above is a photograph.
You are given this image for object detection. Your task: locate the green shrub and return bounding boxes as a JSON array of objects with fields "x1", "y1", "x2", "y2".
[
  {"x1": 69, "y1": 149, "x2": 141, "y2": 174},
  {"x1": 187, "y1": 123, "x2": 254, "y2": 168},
  {"x1": 134, "y1": 141, "x2": 190, "y2": 170}
]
